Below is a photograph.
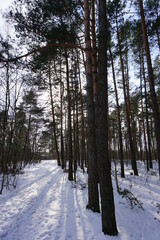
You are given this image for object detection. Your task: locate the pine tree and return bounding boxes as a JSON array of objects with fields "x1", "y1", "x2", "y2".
[
  {"x1": 84, "y1": 0, "x2": 100, "y2": 213},
  {"x1": 97, "y1": 0, "x2": 118, "y2": 235}
]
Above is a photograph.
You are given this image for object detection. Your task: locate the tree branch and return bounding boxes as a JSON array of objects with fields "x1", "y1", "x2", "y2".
[{"x1": 0, "y1": 42, "x2": 85, "y2": 63}]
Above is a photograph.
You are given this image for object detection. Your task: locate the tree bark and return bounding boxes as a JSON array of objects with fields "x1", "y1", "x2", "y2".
[
  {"x1": 97, "y1": 0, "x2": 118, "y2": 235},
  {"x1": 65, "y1": 49, "x2": 73, "y2": 181},
  {"x1": 91, "y1": 0, "x2": 98, "y2": 106},
  {"x1": 84, "y1": 0, "x2": 100, "y2": 213}
]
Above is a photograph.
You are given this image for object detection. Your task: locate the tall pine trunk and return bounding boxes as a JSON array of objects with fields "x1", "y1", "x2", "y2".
[
  {"x1": 84, "y1": 0, "x2": 100, "y2": 213},
  {"x1": 97, "y1": 0, "x2": 118, "y2": 235}
]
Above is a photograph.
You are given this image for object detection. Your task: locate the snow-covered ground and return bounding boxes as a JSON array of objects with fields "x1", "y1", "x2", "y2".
[{"x1": 0, "y1": 160, "x2": 160, "y2": 240}]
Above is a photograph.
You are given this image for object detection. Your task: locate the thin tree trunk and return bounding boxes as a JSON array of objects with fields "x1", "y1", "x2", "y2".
[
  {"x1": 75, "y1": 86, "x2": 80, "y2": 170},
  {"x1": 48, "y1": 64, "x2": 61, "y2": 166},
  {"x1": 0, "y1": 74, "x2": 9, "y2": 193},
  {"x1": 59, "y1": 54, "x2": 65, "y2": 169},
  {"x1": 65, "y1": 49, "x2": 73, "y2": 181},
  {"x1": 142, "y1": 50, "x2": 152, "y2": 168},
  {"x1": 23, "y1": 112, "x2": 31, "y2": 165},
  {"x1": 109, "y1": 44, "x2": 125, "y2": 178},
  {"x1": 60, "y1": 80, "x2": 65, "y2": 169},
  {"x1": 72, "y1": 79, "x2": 77, "y2": 182},
  {"x1": 64, "y1": 110, "x2": 68, "y2": 170},
  {"x1": 138, "y1": 116, "x2": 143, "y2": 161},
  {"x1": 1, "y1": 62, "x2": 10, "y2": 173},
  {"x1": 140, "y1": 53, "x2": 149, "y2": 170},
  {"x1": 78, "y1": 61, "x2": 85, "y2": 170},
  {"x1": 116, "y1": 12, "x2": 138, "y2": 176},
  {"x1": 139, "y1": 0, "x2": 160, "y2": 171}
]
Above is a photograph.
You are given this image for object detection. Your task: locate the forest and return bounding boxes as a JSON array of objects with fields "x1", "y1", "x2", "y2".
[{"x1": 0, "y1": 0, "x2": 160, "y2": 237}]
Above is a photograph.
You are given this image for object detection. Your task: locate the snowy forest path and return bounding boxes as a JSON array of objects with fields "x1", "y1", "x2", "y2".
[
  {"x1": 0, "y1": 161, "x2": 98, "y2": 240},
  {"x1": 0, "y1": 161, "x2": 63, "y2": 239},
  {"x1": 0, "y1": 160, "x2": 160, "y2": 240}
]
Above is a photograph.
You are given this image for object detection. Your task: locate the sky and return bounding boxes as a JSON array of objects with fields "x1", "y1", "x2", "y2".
[
  {"x1": 0, "y1": 0, "x2": 13, "y2": 32},
  {"x1": 0, "y1": 0, "x2": 12, "y2": 11}
]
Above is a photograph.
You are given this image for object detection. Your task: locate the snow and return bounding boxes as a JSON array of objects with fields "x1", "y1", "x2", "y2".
[{"x1": 0, "y1": 160, "x2": 160, "y2": 240}]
